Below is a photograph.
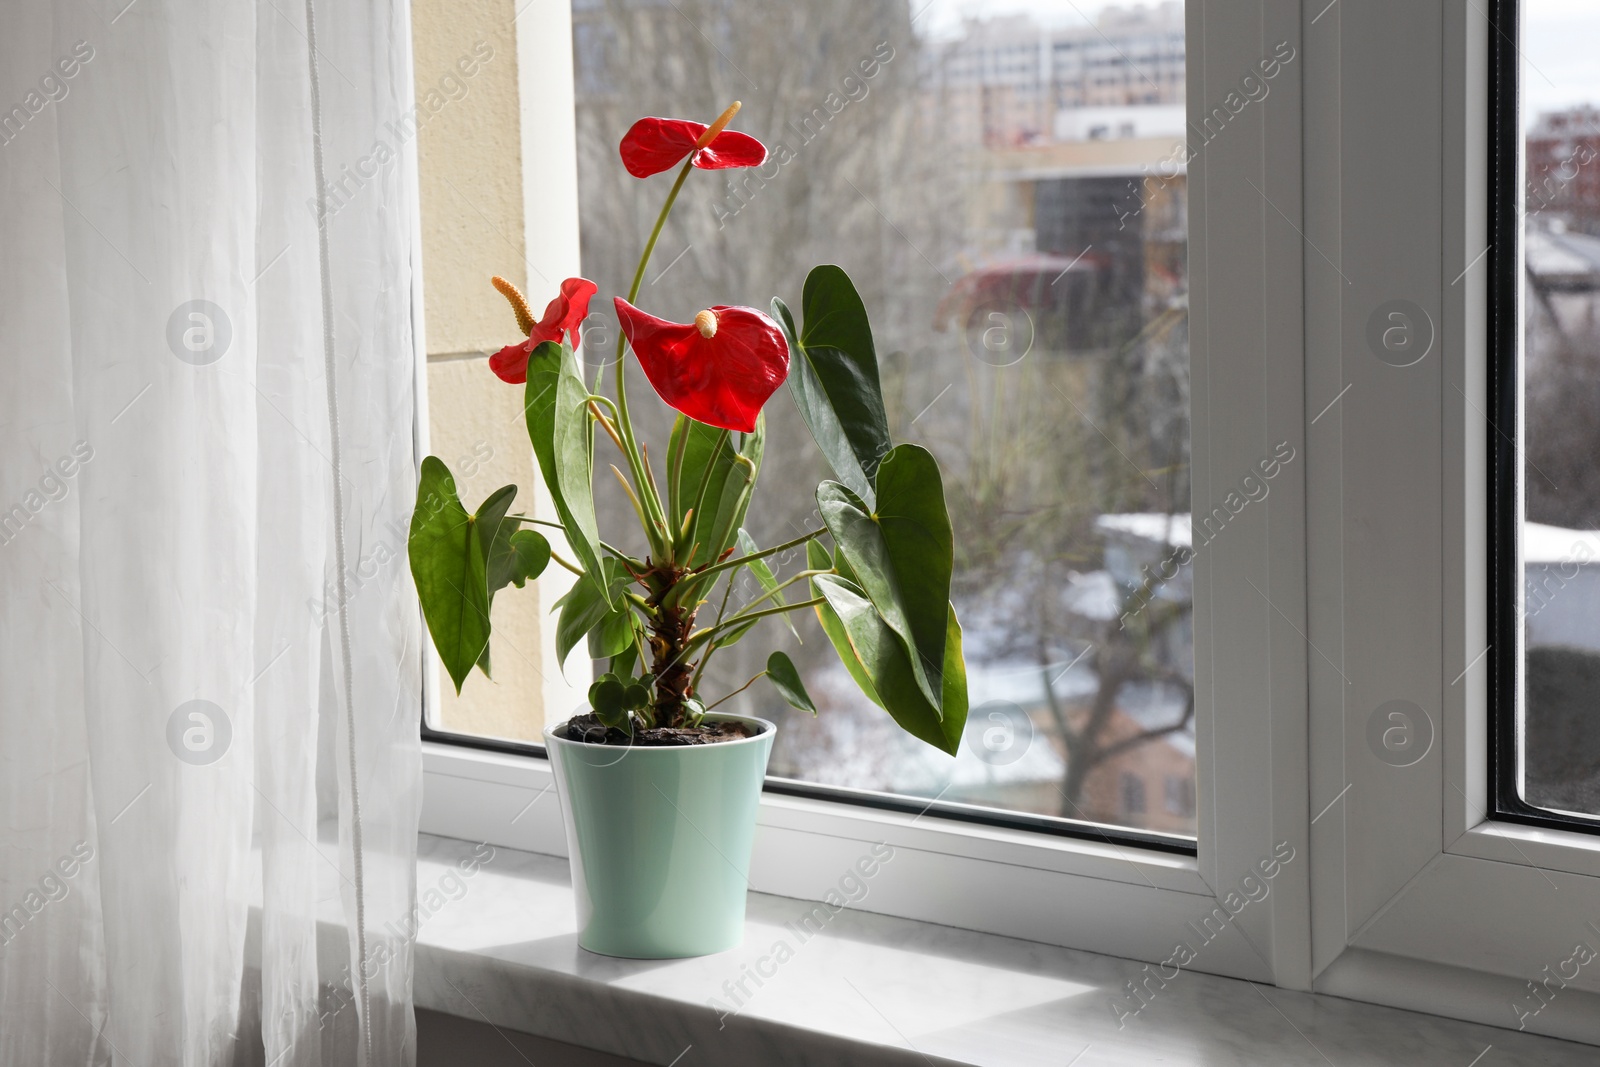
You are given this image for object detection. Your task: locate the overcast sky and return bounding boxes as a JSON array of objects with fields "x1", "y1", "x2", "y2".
[
  {"x1": 1525, "y1": 0, "x2": 1600, "y2": 114},
  {"x1": 915, "y1": 0, "x2": 1599, "y2": 114}
]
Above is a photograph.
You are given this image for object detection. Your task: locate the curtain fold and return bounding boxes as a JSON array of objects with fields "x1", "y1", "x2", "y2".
[{"x1": 0, "y1": 1, "x2": 424, "y2": 1064}]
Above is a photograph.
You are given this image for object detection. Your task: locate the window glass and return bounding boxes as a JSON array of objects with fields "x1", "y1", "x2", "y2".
[
  {"x1": 1519, "y1": 0, "x2": 1600, "y2": 820},
  {"x1": 567, "y1": 0, "x2": 1194, "y2": 836}
]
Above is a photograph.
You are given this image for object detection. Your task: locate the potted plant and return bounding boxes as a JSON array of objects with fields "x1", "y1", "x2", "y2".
[{"x1": 408, "y1": 103, "x2": 969, "y2": 958}]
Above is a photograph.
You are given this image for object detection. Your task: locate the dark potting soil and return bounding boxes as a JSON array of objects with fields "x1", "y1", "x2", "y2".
[{"x1": 558, "y1": 713, "x2": 756, "y2": 747}]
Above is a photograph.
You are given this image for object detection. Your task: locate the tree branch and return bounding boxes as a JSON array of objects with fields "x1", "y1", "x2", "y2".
[{"x1": 1091, "y1": 683, "x2": 1195, "y2": 765}]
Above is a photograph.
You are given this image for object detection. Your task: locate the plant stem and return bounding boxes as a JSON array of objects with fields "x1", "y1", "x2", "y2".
[
  {"x1": 612, "y1": 156, "x2": 696, "y2": 545},
  {"x1": 694, "y1": 526, "x2": 827, "y2": 583},
  {"x1": 688, "y1": 637, "x2": 719, "y2": 696},
  {"x1": 549, "y1": 550, "x2": 584, "y2": 576},
  {"x1": 713, "y1": 566, "x2": 738, "y2": 626},
  {"x1": 630, "y1": 616, "x2": 652, "y2": 674},
  {"x1": 609, "y1": 464, "x2": 665, "y2": 556},
  {"x1": 624, "y1": 157, "x2": 695, "y2": 307},
  {"x1": 737, "y1": 568, "x2": 832, "y2": 616},
  {"x1": 640, "y1": 442, "x2": 665, "y2": 523},
  {"x1": 669, "y1": 423, "x2": 689, "y2": 519},
  {"x1": 584, "y1": 396, "x2": 627, "y2": 454},
  {"x1": 505, "y1": 515, "x2": 567, "y2": 532},
  {"x1": 598, "y1": 541, "x2": 643, "y2": 564},
  {"x1": 686, "y1": 596, "x2": 826, "y2": 648},
  {"x1": 705, "y1": 670, "x2": 768, "y2": 712},
  {"x1": 682, "y1": 431, "x2": 730, "y2": 561},
  {"x1": 687, "y1": 569, "x2": 742, "y2": 691},
  {"x1": 508, "y1": 516, "x2": 639, "y2": 575},
  {"x1": 652, "y1": 586, "x2": 826, "y2": 688}
]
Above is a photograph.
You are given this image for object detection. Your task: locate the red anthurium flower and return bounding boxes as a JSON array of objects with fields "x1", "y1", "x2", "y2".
[
  {"x1": 489, "y1": 276, "x2": 599, "y2": 384},
  {"x1": 620, "y1": 101, "x2": 767, "y2": 179},
  {"x1": 614, "y1": 298, "x2": 789, "y2": 434}
]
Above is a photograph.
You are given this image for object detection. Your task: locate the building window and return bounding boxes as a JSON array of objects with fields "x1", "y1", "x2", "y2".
[
  {"x1": 1119, "y1": 772, "x2": 1147, "y2": 816},
  {"x1": 1163, "y1": 774, "x2": 1194, "y2": 817}
]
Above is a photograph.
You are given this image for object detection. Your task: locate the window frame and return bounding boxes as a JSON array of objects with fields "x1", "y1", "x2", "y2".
[
  {"x1": 414, "y1": 4, "x2": 1600, "y2": 1043},
  {"x1": 1298, "y1": 0, "x2": 1600, "y2": 1044},
  {"x1": 419, "y1": 723, "x2": 1197, "y2": 856},
  {"x1": 1484, "y1": 0, "x2": 1600, "y2": 837},
  {"x1": 414, "y1": 0, "x2": 1301, "y2": 983}
]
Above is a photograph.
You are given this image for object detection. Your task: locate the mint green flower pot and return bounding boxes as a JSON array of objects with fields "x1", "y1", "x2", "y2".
[{"x1": 544, "y1": 714, "x2": 775, "y2": 959}]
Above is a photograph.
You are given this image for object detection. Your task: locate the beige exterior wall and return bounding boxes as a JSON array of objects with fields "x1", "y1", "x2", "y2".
[
  {"x1": 412, "y1": 0, "x2": 547, "y2": 741},
  {"x1": 412, "y1": 0, "x2": 528, "y2": 358}
]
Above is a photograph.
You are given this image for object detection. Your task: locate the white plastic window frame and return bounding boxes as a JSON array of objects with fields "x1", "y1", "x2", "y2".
[
  {"x1": 418, "y1": 0, "x2": 1309, "y2": 988},
  {"x1": 416, "y1": 3, "x2": 1600, "y2": 1034},
  {"x1": 1292, "y1": 0, "x2": 1600, "y2": 1045}
]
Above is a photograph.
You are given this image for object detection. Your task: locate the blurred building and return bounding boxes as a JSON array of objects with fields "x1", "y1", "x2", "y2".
[
  {"x1": 1526, "y1": 105, "x2": 1600, "y2": 235},
  {"x1": 922, "y1": 4, "x2": 1185, "y2": 148},
  {"x1": 937, "y1": 136, "x2": 1188, "y2": 356}
]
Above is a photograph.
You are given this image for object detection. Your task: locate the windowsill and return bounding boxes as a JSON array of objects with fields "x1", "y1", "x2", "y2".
[{"x1": 413, "y1": 834, "x2": 1591, "y2": 1066}]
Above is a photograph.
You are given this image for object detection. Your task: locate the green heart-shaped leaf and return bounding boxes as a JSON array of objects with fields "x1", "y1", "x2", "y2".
[
  {"x1": 766, "y1": 651, "x2": 817, "y2": 715},
  {"x1": 588, "y1": 673, "x2": 631, "y2": 730},
  {"x1": 499, "y1": 529, "x2": 551, "y2": 590},
  {"x1": 524, "y1": 341, "x2": 610, "y2": 604},
  {"x1": 816, "y1": 444, "x2": 953, "y2": 710},
  {"x1": 555, "y1": 560, "x2": 633, "y2": 670},
  {"x1": 624, "y1": 679, "x2": 653, "y2": 710},
  {"x1": 775, "y1": 265, "x2": 890, "y2": 505},
  {"x1": 587, "y1": 602, "x2": 637, "y2": 660},
  {"x1": 811, "y1": 574, "x2": 967, "y2": 755},
  {"x1": 408, "y1": 457, "x2": 490, "y2": 694}
]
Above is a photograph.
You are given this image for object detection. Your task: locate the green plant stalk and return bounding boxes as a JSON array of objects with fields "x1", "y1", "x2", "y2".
[
  {"x1": 712, "y1": 565, "x2": 739, "y2": 626},
  {"x1": 685, "y1": 568, "x2": 743, "y2": 693},
  {"x1": 666, "y1": 512, "x2": 811, "y2": 615},
  {"x1": 629, "y1": 618, "x2": 652, "y2": 683},
  {"x1": 704, "y1": 669, "x2": 768, "y2": 711},
  {"x1": 732, "y1": 568, "x2": 832, "y2": 616},
  {"x1": 652, "y1": 588, "x2": 827, "y2": 695},
  {"x1": 610, "y1": 155, "x2": 697, "y2": 553},
  {"x1": 679, "y1": 430, "x2": 730, "y2": 560},
  {"x1": 609, "y1": 464, "x2": 664, "y2": 557},
  {"x1": 504, "y1": 513, "x2": 638, "y2": 562},
  {"x1": 687, "y1": 637, "x2": 720, "y2": 697},
  {"x1": 692, "y1": 526, "x2": 828, "y2": 583},
  {"x1": 669, "y1": 425, "x2": 690, "y2": 520},
  {"x1": 685, "y1": 596, "x2": 827, "y2": 653},
  {"x1": 691, "y1": 562, "x2": 831, "y2": 688},
  {"x1": 549, "y1": 550, "x2": 584, "y2": 576}
]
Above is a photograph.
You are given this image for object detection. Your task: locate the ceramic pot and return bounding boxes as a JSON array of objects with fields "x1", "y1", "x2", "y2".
[{"x1": 543, "y1": 713, "x2": 775, "y2": 958}]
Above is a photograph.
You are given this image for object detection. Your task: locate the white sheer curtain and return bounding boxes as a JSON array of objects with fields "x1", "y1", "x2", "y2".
[{"x1": 0, "y1": 0, "x2": 424, "y2": 1064}]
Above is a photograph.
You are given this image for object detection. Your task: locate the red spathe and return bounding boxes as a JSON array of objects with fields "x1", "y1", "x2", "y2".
[
  {"x1": 619, "y1": 117, "x2": 767, "y2": 179},
  {"x1": 614, "y1": 298, "x2": 789, "y2": 433},
  {"x1": 490, "y1": 277, "x2": 599, "y2": 384}
]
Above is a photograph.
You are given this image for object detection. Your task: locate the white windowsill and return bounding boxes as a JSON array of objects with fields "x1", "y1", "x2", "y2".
[{"x1": 412, "y1": 833, "x2": 1592, "y2": 1066}]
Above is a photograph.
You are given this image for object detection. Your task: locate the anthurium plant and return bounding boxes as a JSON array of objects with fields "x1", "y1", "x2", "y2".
[{"x1": 409, "y1": 103, "x2": 969, "y2": 754}]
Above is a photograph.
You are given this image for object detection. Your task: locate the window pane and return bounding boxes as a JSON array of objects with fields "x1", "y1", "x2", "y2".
[
  {"x1": 570, "y1": 0, "x2": 1194, "y2": 837},
  {"x1": 1520, "y1": 0, "x2": 1600, "y2": 819}
]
